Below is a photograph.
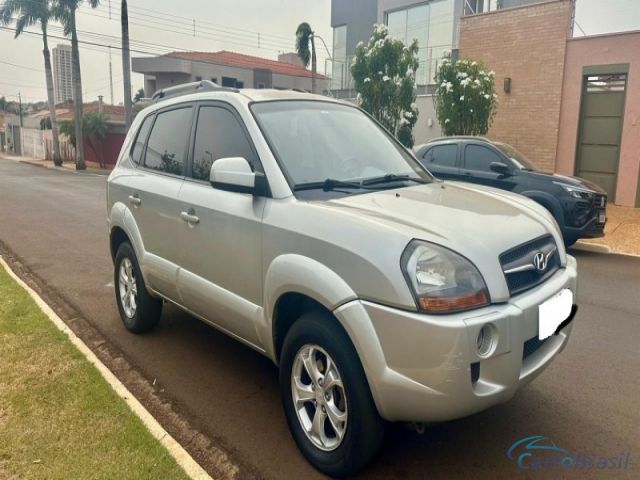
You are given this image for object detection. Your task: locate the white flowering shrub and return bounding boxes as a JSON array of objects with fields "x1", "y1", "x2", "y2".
[
  {"x1": 351, "y1": 24, "x2": 420, "y2": 147},
  {"x1": 434, "y1": 56, "x2": 498, "y2": 136}
]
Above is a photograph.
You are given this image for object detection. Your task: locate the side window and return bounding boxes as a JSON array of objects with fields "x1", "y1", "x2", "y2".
[
  {"x1": 130, "y1": 114, "x2": 154, "y2": 165},
  {"x1": 424, "y1": 144, "x2": 457, "y2": 167},
  {"x1": 465, "y1": 144, "x2": 503, "y2": 172},
  {"x1": 144, "y1": 107, "x2": 193, "y2": 175},
  {"x1": 191, "y1": 106, "x2": 257, "y2": 181}
]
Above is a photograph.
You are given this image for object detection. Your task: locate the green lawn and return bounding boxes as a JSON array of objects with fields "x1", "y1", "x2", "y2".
[{"x1": 0, "y1": 264, "x2": 189, "y2": 480}]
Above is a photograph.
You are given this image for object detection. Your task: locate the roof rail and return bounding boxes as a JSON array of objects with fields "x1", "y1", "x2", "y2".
[
  {"x1": 151, "y1": 80, "x2": 238, "y2": 103},
  {"x1": 426, "y1": 135, "x2": 492, "y2": 144}
]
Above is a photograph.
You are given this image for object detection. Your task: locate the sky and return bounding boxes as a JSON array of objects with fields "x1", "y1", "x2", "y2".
[{"x1": 0, "y1": 0, "x2": 638, "y2": 105}]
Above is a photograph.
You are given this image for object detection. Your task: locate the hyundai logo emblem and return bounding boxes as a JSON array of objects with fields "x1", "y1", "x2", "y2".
[{"x1": 533, "y1": 252, "x2": 548, "y2": 273}]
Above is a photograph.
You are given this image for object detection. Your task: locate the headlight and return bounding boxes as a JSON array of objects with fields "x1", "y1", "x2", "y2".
[
  {"x1": 401, "y1": 240, "x2": 490, "y2": 313},
  {"x1": 553, "y1": 181, "x2": 594, "y2": 199}
]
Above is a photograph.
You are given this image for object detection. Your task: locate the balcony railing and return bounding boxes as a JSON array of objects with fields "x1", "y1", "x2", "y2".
[{"x1": 463, "y1": 0, "x2": 544, "y2": 16}]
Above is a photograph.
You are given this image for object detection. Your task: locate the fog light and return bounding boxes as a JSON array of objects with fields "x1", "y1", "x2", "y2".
[{"x1": 476, "y1": 324, "x2": 496, "y2": 357}]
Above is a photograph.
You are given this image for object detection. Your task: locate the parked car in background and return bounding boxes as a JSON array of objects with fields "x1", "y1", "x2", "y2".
[
  {"x1": 108, "y1": 83, "x2": 578, "y2": 476},
  {"x1": 414, "y1": 137, "x2": 607, "y2": 247}
]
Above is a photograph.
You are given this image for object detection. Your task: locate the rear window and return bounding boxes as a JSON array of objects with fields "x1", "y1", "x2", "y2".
[
  {"x1": 144, "y1": 107, "x2": 193, "y2": 175},
  {"x1": 424, "y1": 144, "x2": 457, "y2": 167},
  {"x1": 130, "y1": 114, "x2": 154, "y2": 165}
]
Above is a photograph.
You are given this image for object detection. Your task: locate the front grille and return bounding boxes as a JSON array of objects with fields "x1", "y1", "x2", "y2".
[
  {"x1": 523, "y1": 336, "x2": 547, "y2": 360},
  {"x1": 500, "y1": 235, "x2": 560, "y2": 296}
]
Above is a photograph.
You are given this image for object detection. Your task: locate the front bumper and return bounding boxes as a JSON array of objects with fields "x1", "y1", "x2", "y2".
[{"x1": 333, "y1": 255, "x2": 577, "y2": 423}]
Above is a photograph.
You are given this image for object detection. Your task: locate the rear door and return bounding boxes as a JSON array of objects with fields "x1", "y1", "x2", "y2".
[
  {"x1": 462, "y1": 143, "x2": 517, "y2": 191},
  {"x1": 126, "y1": 104, "x2": 194, "y2": 300},
  {"x1": 177, "y1": 102, "x2": 265, "y2": 346},
  {"x1": 419, "y1": 143, "x2": 460, "y2": 180}
]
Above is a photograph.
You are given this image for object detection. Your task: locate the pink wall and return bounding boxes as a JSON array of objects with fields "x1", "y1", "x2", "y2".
[{"x1": 556, "y1": 31, "x2": 640, "y2": 206}]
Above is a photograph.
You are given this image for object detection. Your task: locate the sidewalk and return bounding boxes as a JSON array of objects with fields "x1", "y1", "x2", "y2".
[
  {"x1": 576, "y1": 204, "x2": 640, "y2": 256},
  {"x1": 0, "y1": 153, "x2": 111, "y2": 175}
]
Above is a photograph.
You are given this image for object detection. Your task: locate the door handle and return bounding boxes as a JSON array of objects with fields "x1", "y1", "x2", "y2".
[
  {"x1": 180, "y1": 211, "x2": 200, "y2": 225},
  {"x1": 128, "y1": 194, "x2": 141, "y2": 206}
]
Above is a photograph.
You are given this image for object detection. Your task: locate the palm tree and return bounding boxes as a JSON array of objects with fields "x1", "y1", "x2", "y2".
[
  {"x1": 54, "y1": 0, "x2": 100, "y2": 170},
  {"x1": 121, "y1": 0, "x2": 132, "y2": 128},
  {"x1": 295, "y1": 22, "x2": 317, "y2": 94},
  {"x1": 1, "y1": 0, "x2": 63, "y2": 166}
]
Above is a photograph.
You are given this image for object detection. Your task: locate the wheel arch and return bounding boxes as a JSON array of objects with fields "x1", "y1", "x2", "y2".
[
  {"x1": 264, "y1": 254, "x2": 358, "y2": 362},
  {"x1": 520, "y1": 190, "x2": 565, "y2": 226}
]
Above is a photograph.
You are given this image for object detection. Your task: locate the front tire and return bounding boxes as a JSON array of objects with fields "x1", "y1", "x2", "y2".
[
  {"x1": 279, "y1": 311, "x2": 385, "y2": 477},
  {"x1": 114, "y1": 241, "x2": 162, "y2": 333}
]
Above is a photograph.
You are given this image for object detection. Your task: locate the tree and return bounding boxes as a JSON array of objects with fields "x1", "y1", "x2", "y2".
[
  {"x1": 133, "y1": 88, "x2": 145, "y2": 102},
  {"x1": 351, "y1": 24, "x2": 419, "y2": 148},
  {"x1": 59, "y1": 111, "x2": 108, "y2": 167},
  {"x1": 433, "y1": 57, "x2": 498, "y2": 136},
  {"x1": 0, "y1": 96, "x2": 7, "y2": 112},
  {"x1": 1, "y1": 0, "x2": 63, "y2": 165},
  {"x1": 54, "y1": 0, "x2": 100, "y2": 170},
  {"x1": 295, "y1": 22, "x2": 317, "y2": 94},
  {"x1": 121, "y1": 0, "x2": 132, "y2": 128}
]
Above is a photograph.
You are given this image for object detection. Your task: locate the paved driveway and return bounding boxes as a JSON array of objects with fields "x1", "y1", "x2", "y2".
[{"x1": 0, "y1": 158, "x2": 638, "y2": 479}]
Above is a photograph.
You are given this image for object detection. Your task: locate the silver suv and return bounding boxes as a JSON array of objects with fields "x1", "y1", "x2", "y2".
[{"x1": 107, "y1": 82, "x2": 577, "y2": 476}]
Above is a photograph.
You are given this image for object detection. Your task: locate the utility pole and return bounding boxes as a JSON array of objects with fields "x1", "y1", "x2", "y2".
[
  {"x1": 108, "y1": 46, "x2": 114, "y2": 104},
  {"x1": 18, "y1": 92, "x2": 23, "y2": 127}
]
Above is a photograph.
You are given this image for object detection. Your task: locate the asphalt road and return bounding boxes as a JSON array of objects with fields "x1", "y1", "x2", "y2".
[{"x1": 0, "y1": 158, "x2": 638, "y2": 479}]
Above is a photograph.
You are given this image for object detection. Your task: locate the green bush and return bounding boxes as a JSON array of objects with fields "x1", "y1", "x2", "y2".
[
  {"x1": 434, "y1": 57, "x2": 498, "y2": 136},
  {"x1": 351, "y1": 24, "x2": 419, "y2": 147}
]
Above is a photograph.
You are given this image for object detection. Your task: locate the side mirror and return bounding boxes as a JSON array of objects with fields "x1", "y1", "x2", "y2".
[
  {"x1": 490, "y1": 161, "x2": 511, "y2": 175},
  {"x1": 210, "y1": 157, "x2": 267, "y2": 196}
]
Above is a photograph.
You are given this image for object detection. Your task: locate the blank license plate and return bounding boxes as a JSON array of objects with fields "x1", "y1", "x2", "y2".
[
  {"x1": 598, "y1": 211, "x2": 606, "y2": 223},
  {"x1": 538, "y1": 289, "x2": 573, "y2": 340}
]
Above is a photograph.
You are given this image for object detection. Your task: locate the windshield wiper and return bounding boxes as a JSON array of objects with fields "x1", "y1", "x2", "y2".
[
  {"x1": 294, "y1": 178, "x2": 370, "y2": 192},
  {"x1": 361, "y1": 174, "x2": 431, "y2": 186}
]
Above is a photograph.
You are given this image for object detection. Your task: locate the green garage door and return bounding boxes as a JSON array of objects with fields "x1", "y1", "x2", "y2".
[{"x1": 575, "y1": 72, "x2": 627, "y2": 199}]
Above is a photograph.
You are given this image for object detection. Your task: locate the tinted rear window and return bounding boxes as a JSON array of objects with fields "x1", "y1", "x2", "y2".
[
  {"x1": 424, "y1": 144, "x2": 457, "y2": 167},
  {"x1": 144, "y1": 107, "x2": 193, "y2": 175},
  {"x1": 130, "y1": 114, "x2": 154, "y2": 165}
]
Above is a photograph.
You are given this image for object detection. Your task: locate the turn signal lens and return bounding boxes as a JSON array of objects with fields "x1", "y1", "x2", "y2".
[{"x1": 418, "y1": 291, "x2": 489, "y2": 313}]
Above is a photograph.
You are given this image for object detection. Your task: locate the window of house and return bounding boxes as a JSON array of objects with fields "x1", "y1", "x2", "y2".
[
  {"x1": 222, "y1": 76, "x2": 237, "y2": 87},
  {"x1": 236, "y1": 81, "x2": 244, "y2": 89},
  {"x1": 130, "y1": 114, "x2": 154, "y2": 164},
  {"x1": 464, "y1": 144, "x2": 502, "y2": 172},
  {"x1": 144, "y1": 107, "x2": 193, "y2": 175},
  {"x1": 191, "y1": 106, "x2": 257, "y2": 181},
  {"x1": 331, "y1": 25, "x2": 347, "y2": 90},
  {"x1": 425, "y1": 144, "x2": 457, "y2": 167},
  {"x1": 385, "y1": 0, "x2": 454, "y2": 85}
]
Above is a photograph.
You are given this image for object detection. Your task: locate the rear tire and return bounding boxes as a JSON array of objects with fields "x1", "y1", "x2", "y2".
[
  {"x1": 114, "y1": 241, "x2": 162, "y2": 333},
  {"x1": 279, "y1": 310, "x2": 385, "y2": 477}
]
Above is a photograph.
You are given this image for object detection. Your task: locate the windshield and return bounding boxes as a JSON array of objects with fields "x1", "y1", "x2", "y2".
[
  {"x1": 494, "y1": 142, "x2": 538, "y2": 171},
  {"x1": 251, "y1": 101, "x2": 432, "y2": 192}
]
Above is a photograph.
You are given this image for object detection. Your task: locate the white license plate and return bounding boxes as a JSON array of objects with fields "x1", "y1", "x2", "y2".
[
  {"x1": 538, "y1": 288, "x2": 573, "y2": 340},
  {"x1": 598, "y1": 212, "x2": 606, "y2": 223}
]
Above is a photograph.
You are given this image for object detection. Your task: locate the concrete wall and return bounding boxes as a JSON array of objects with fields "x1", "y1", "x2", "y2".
[
  {"x1": 414, "y1": 95, "x2": 443, "y2": 144},
  {"x1": 459, "y1": 0, "x2": 573, "y2": 172},
  {"x1": 556, "y1": 31, "x2": 640, "y2": 206},
  {"x1": 331, "y1": 0, "x2": 379, "y2": 55}
]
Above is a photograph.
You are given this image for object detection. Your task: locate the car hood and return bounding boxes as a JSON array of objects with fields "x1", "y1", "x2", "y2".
[
  {"x1": 528, "y1": 170, "x2": 606, "y2": 194},
  {"x1": 322, "y1": 181, "x2": 564, "y2": 277}
]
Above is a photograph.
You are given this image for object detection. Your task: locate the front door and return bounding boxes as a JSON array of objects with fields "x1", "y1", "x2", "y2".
[
  {"x1": 575, "y1": 72, "x2": 627, "y2": 199},
  {"x1": 462, "y1": 143, "x2": 517, "y2": 191},
  {"x1": 177, "y1": 103, "x2": 265, "y2": 346}
]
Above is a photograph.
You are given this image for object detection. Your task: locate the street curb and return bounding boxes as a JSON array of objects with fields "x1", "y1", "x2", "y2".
[
  {"x1": 573, "y1": 241, "x2": 612, "y2": 254},
  {"x1": 0, "y1": 256, "x2": 214, "y2": 480}
]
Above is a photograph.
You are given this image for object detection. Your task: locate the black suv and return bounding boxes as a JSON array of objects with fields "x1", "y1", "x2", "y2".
[{"x1": 414, "y1": 137, "x2": 607, "y2": 247}]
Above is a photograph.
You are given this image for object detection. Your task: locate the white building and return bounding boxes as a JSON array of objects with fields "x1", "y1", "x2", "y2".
[{"x1": 52, "y1": 44, "x2": 73, "y2": 104}]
